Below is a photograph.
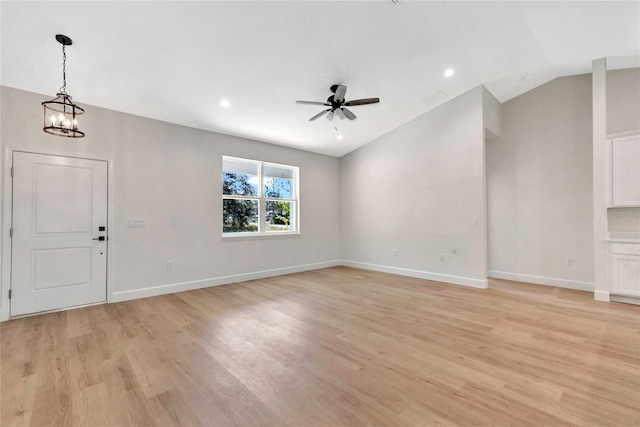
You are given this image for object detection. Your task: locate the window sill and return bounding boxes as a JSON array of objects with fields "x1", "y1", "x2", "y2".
[{"x1": 221, "y1": 232, "x2": 301, "y2": 241}]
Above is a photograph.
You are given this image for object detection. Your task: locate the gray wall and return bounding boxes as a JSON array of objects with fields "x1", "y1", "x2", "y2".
[
  {"x1": 340, "y1": 86, "x2": 488, "y2": 288},
  {"x1": 486, "y1": 75, "x2": 594, "y2": 290},
  {"x1": 1, "y1": 86, "x2": 342, "y2": 305},
  {"x1": 3, "y1": 67, "x2": 637, "y2": 316}
]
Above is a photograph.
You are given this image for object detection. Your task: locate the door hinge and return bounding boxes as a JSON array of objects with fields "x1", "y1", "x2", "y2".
[
  {"x1": 8, "y1": 289, "x2": 11, "y2": 300},
  {"x1": 10, "y1": 167, "x2": 14, "y2": 178},
  {"x1": 9, "y1": 228, "x2": 12, "y2": 239}
]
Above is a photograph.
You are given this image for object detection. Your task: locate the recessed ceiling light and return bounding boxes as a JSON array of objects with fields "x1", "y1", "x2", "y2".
[
  {"x1": 219, "y1": 99, "x2": 231, "y2": 108},
  {"x1": 337, "y1": 134, "x2": 344, "y2": 140},
  {"x1": 444, "y1": 68, "x2": 455, "y2": 77}
]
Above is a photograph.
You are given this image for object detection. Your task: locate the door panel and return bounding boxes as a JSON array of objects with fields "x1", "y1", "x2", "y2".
[
  {"x1": 11, "y1": 152, "x2": 108, "y2": 316},
  {"x1": 34, "y1": 164, "x2": 94, "y2": 233},
  {"x1": 33, "y1": 247, "x2": 92, "y2": 290},
  {"x1": 612, "y1": 254, "x2": 640, "y2": 297}
]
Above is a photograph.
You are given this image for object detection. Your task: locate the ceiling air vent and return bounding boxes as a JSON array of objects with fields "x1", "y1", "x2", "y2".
[{"x1": 422, "y1": 90, "x2": 447, "y2": 105}]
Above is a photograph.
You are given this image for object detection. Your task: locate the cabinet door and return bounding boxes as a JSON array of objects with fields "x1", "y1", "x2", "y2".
[
  {"x1": 612, "y1": 136, "x2": 640, "y2": 206},
  {"x1": 611, "y1": 254, "x2": 640, "y2": 297}
]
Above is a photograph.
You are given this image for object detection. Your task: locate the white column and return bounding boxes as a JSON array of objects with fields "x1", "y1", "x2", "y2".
[{"x1": 593, "y1": 58, "x2": 609, "y2": 302}]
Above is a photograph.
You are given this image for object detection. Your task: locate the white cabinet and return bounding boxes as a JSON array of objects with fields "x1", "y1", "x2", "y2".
[
  {"x1": 608, "y1": 241, "x2": 640, "y2": 297},
  {"x1": 611, "y1": 134, "x2": 640, "y2": 207}
]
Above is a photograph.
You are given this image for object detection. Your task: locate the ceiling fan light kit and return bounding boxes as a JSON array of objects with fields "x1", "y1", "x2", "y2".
[
  {"x1": 296, "y1": 84, "x2": 380, "y2": 122},
  {"x1": 42, "y1": 34, "x2": 85, "y2": 138}
]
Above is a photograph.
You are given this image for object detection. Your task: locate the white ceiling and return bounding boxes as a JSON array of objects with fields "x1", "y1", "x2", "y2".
[{"x1": 2, "y1": 1, "x2": 639, "y2": 157}]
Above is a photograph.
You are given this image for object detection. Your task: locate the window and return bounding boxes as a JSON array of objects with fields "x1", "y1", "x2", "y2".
[{"x1": 222, "y1": 156, "x2": 299, "y2": 236}]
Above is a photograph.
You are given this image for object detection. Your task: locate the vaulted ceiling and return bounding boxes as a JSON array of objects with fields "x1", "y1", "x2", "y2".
[{"x1": 2, "y1": 1, "x2": 639, "y2": 156}]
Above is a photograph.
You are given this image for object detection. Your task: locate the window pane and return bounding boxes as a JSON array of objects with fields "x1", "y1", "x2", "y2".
[
  {"x1": 223, "y1": 158, "x2": 259, "y2": 175},
  {"x1": 222, "y1": 172, "x2": 259, "y2": 196},
  {"x1": 266, "y1": 200, "x2": 292, "y2": 232},
  {"x1": 264, "y1": 177, "x2": 292, "y2": 199},
  {"x1": 263, "y1": 165, "x2": 293, "y2": 180},
  {"x1": 223, "y1": 199, "x2": 258, "y2": 233},
  {"x1": 264, "y1": 165, "x2": 294, "y2": 199}
]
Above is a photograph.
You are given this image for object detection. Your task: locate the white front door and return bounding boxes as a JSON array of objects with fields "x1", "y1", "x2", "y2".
[{"x1": 11, "y1": 152, "x2": 108, "y2": 316}]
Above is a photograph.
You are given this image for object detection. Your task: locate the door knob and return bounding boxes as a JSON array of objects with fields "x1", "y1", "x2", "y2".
[{"x1": 92, "y1": 236, "x2": 106, "y2": 241}]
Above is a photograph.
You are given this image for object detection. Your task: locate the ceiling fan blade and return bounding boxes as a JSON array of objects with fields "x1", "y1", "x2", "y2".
[
  {"x1": 333, "y1": 85, "x2": 347, "y2": 103},
  {"x1": 342, "y1": 107, "x2": 357, "y2": 120},
  {"x1": 326, "y1": 110, "x2": 334, "y2": 121},
  {"x1": 344, "y1": 98, "x2": 380, "y2": 106},
  {"x1": 309, "y1": 109, "x2": 331, "y2": 121},
  {"x1": 297, "y1": 100, "x2": 331, "y2": 106}
]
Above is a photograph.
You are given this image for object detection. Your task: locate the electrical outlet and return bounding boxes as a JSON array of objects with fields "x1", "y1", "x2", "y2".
[
  {"x1": 473, "y1": 217, "x2": 479, "y2": 225},
  {"x1": 167, "y1": 261, "x2": 173, "y2": 270},
  {"x1": 567, "y1": 258, "x2": 575, "y2": 267},
  {"x1": 440, "y1": 253, "x2": 445, "y2": 261},
  {"x1": 393, "y1": 249, "x2": 398, "y2": 256}
]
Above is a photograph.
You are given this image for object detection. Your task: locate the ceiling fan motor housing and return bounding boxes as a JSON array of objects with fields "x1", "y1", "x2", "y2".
[{"x1": 327, "y1": 95, "x2": 342, "y2": 111}]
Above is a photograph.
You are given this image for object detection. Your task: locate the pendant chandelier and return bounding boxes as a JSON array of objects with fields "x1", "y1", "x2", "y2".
[{"x1": 42, "y1": 34, "x2": 85, "y2": 138}]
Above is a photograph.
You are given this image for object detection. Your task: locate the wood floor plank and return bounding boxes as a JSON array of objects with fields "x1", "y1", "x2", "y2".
[
  {"x1": 2, "y1": 266, "x2": 639, "y2": 426},
  {"x1": 1, "y1": 375, "x2": 37, "y2": 426},
  {"x1": 146, "y1": 389, "x2": 203, "y2": 427}
]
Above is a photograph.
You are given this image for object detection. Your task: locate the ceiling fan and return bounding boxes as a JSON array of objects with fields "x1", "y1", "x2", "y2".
[{"x1": 296, "y1": 84, "x2": 380, "y2": 121}]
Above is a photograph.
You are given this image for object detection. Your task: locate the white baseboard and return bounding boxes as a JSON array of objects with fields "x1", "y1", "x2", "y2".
[
  {"x1": 610, "y1": 294, "x2": 640, "y2": 305},
  {"x1": 110, "y1": 260, "x2": 341, "y2": 302},
  {"x1": 341, "y1": 260, "x2": 488, "y2": 289},
  {"x1": 488, "y1": 270, "x2": 595, "y2": 292},
  {"x1": 109, "y1": 263, "x2": 598, "y2": 304}
]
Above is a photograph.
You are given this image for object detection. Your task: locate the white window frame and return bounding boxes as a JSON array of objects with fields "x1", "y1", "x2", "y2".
[{"x1": 222, "y1": 156, "x2": 300, "y2": 238}]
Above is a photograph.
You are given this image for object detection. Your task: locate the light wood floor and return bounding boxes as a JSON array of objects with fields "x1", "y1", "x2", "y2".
[{"x1": 2, "y1": 267, "x2": 639, "y2": 426}]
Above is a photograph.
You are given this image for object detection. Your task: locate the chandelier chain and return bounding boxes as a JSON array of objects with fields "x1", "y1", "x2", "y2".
[{"x1": 60, "y1": 44, "x2": 67, "y2": 94}]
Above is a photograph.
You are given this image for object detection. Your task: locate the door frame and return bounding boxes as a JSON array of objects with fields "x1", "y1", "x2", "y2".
[{"x1": 1, "y1": 147, "x2": 115, "y2": 321}]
